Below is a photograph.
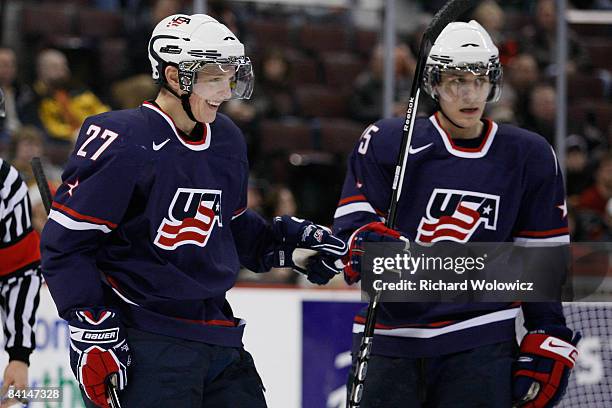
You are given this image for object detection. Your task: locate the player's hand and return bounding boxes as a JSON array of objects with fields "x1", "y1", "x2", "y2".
[
  {"x1": 69, "y1": 308, "x2": 131, "y2": 408},
  {"x1": 269, "y1": 215, "x2": 347, "y2": 273},
  {"x1": 344, "y1": 222, "x2": 409, "y2": 284},
  {"x1": 513, "y1": 325, "x2": 580, "y2": 408},
  {"x1": 0, "y1": 360, "x2": 28, "y2": 408},
  {"x1": 300, "y1": 253, "x2": 345, "y2": 285}
]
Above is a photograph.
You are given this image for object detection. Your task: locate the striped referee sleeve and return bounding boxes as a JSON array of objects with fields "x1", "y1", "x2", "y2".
[
  {"x1": 0, "y1": 159, "x2": 41, "y2": 277},
  {"x1": 0, "y1": 159, "x2": 32, "y2": 242},
  {"x1": 0, "y1": 159, "x2": 42, "y2": 364},
  {"x1": 0, "y1": 269, "x2": 42, "y2": 364}
]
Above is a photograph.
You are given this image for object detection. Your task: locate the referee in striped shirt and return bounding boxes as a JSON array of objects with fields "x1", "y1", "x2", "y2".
[{"x1": 0, "y1": 88, "x2": 42, "y2": 405}]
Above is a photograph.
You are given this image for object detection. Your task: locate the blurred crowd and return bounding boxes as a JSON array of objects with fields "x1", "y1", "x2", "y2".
[{"x1": 0, "y1": 0, "x2": 610, "y2": 284}]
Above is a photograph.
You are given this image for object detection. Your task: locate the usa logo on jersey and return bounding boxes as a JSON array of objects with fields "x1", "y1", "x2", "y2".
[
  {"x1": 416, "y1": 189, "x2": 499, "y2": 243},
  {"x1": 154, "y1": 188, "x2": 222, "y2": 250}
]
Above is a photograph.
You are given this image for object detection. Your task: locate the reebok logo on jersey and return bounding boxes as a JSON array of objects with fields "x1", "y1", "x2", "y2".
[
  {"x1": 154, "y1": 188, "x2": 223, "y2": 250},
  {"x1": 152, "y1": 138, "x2": 170, "y2": 151},
  {"x1": 408, "y1": 142, "x2": 433, "y2": 155},
  {"x1": 416, "y1": 188, "x2": 500, "y2": 243}
]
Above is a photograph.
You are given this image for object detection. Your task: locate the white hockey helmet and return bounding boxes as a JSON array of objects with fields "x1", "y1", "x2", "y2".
[
  {"x1": 148, "y1": 14, "x2": 254, "y2": 100},
  {"x1": 423, "y1": 20, "x2": 502, "y2": 103}
]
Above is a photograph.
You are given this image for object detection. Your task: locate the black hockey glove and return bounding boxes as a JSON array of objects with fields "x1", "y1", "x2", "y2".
[
  {"x1": 301, "y1": 253, "x2": 345, "y2": 285},
  {"x1": 268, "y1": 215, "x2": 347, "y2": 284},
  {"x1": 343, "y1": 221, "x2": 409, "y2": 284},
  {"x1": 513, "y1": 325, "x2": 580, "y2": 408},
  {"x1": 68, "y1": 308, "x2": 131, "y2": 408}
]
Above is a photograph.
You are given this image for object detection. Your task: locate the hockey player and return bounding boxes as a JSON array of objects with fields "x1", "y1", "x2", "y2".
[
  {"x1": 0, "y1": 92, "x2": 42, "y2": 406},
  {"x1": 40, "y1": 15, "x2": 346, "y2": 408},
  {"x1": 310, "y1": 21, "x2": 580, "y2": 407}
]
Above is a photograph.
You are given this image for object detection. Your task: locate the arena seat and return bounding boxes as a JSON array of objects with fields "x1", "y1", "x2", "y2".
[
  {"x1": 250, "y1": 19, "x2": 293, "y2": 48},
  {"x1": 259, "y1": 119, "x2": 315, "y2": 153},
  {"x1": 22, "y1": 4, "x2": 75, "y2": 37},
  {"x1": 319, "y1": 118, "x2": 364, "y2": 154},
  {"x1": 77, "y1": 9, "x2": 124, "y2": 38},
  {"x1": 299, "y1": 24, "x2": 349, "y2": 53},
  {"x1": 296, "y1": 85, "x2": 349, "y2": 118},
  {"x1": 322, "y1": 52, "x2": 365, "y2": 89},
  {"x1": 567, "y1": 74, "x2": 605, "y2": 100}
]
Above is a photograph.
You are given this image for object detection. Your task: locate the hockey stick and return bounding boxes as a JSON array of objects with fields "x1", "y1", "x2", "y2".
[
  {"x1": 347, "y1": 1, "x2": 480, "y2": 406},
  {"x1": 30, "y1": 157, "x2": 123, "y2": 408},
  {"x1": 30, "y1": 157, "x2": 52, "y2": 214}
]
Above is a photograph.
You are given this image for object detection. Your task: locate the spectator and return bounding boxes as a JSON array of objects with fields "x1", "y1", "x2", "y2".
[
  {"x1": 263, "y1": 184, "x2": 297, "y2": 219},
  {"x1": 520, "y1": 0, "x2": 591, "y2": 75},
  {"x1": 208, "y1": 0, "x2": 245, "y2": 39},
  {"x1": 9, "y1": 126, "x2": 62, "y2": 187},
  {"x1": 472, "y1": 1, "x2": 520, "y2": 65},
  {"x1": 605, "y1": 198, "x2": 612, "y2": 240},
  {"x1": 0, "y1": 47, "x2": 33, "y2": 143},
  {"x1": 524, "y1": 83, "x2": 556, "y2": 145},
  {"x1": 124, "y1": 0, "x2": 184, "y2": 77},
  {"x1": 566, "y1": 134, "x2": 594, "y2": 199},
  {"x1": 239, "y1": 180, "x2": 300, "y2": 284},
  {"x1": 349, "y1": 43, "x2": 416, "y2": 123},
  {"x1": 28, "y1": 183, "x2": 58, "y2": 234},
  {"x1": 248, "y1": 48, "x2": 297, "y2": 120},
  {"x1": 111, "y1": 74, "x2": 157, "y2": 109},
  {"x1": 577, "y1": 153, "x2": 612, "y2": 217},
  {"x1": 247, "y1": 177, "x2": 267, "y2": 215},
  {"x1": 505, "y1": 53, "x2": 540, "y2": 124},
  {"x1": 20, "y1": 49, "x2": 109, "y2": 145},
  {"x1": 472, "y1": 1, "x2": 504, "y2": 37}
]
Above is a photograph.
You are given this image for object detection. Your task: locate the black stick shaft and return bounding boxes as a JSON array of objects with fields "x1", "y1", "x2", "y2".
[
  {"x1": 347, "y1": 1, "x2": 480, "y2": 406},
  {"x1": 30, "y1": 157, "x2": 52, "y2": 214}
]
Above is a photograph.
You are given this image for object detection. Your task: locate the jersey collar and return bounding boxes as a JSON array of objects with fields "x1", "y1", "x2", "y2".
[
  {"x1": 429, "y1": 112, "x2": 497, "y2": 158},
  {"x1": 142, "y1": 101, "x2": 211, "y2": 151}
]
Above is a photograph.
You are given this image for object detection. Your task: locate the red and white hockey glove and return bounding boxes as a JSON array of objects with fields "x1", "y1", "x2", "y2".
[
  {"x1": 68, "y1": 308, "x2": 131, "y2": 408},
  {"x1": 343, "y1": 222, "x2": 409, "y2": 284},
  {"x1": 513, "y1": 325, "x2": 580, "y2": 408}
]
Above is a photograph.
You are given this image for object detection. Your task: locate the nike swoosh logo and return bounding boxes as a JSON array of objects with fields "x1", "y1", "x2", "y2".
[
  {"x1": 152, "y1": 139, "x2": 170, "y2": 151},
  {"x1": 408, "y1": 142, "x2": 433, "y2": 154},
  {"x1": 547, "y1": 341, "x2": 570, "y2": 348}
]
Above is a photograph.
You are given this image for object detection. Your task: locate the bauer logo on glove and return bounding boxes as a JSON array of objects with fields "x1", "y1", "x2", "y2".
[{"x1": 69, "y1": 308, "x2": 131, "y2": 408}]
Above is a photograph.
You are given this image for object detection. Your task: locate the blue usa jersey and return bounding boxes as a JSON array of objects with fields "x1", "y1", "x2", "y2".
[
  {"x1": 334, "y1": 113, "x2": 569, "y2": 357},
  {"x1": 41, "y1": 102, "x2": 274, "y2": 347}
]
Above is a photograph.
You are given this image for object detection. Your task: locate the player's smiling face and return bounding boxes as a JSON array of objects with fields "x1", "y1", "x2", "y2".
[
  {"x1": 436, "y1": 71, "x2": 489, "y2": 129},
  {"x1": 190, "y1": 65, "x2": 236, "y2": 123}
]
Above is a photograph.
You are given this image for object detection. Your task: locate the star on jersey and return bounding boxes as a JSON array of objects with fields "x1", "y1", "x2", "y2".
[
  {"x1": 557, "y1": 201, "x2": 568, "y2": 218},
  {"x1": 67, "y1": 179, "x2": 79, "y2": 197}
]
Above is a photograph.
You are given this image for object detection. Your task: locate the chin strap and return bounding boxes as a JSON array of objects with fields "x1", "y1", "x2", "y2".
[{"x1": 162, "y1": 84, "x2": 198, "y2": 123}]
